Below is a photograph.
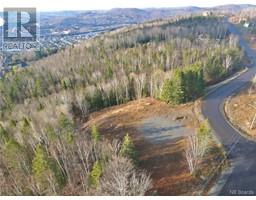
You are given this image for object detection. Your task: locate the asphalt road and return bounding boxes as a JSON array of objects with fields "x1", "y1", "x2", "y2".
[{"x1": 202, "y1": 22, "x2": 256, "y2": 195}]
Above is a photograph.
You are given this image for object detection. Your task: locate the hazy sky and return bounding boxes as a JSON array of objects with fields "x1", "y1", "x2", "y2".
[{"x1": 0, "y1": 0, "x2": 256, "y2": 11}]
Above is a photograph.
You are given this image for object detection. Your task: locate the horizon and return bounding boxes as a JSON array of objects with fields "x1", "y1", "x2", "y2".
[
  {"x1": 0, "y1": 0, "x2": 256, "y2": 12},
  {"x1": 37, "y1": 4, "x2": 256, "y2": 13}
]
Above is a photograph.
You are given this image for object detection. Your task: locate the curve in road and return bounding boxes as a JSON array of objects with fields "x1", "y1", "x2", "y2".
[{"x1": 202, "y1": 22, "x2": 256, "y2": 195}]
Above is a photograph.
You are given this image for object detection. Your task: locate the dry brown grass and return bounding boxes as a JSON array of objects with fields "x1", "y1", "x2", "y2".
[
  {"x1": 226, "y1": 86, "x2": 256, "y2": 138},
  {"x1": 81, "y1": 98, "x2": 224, "y2": 195}
]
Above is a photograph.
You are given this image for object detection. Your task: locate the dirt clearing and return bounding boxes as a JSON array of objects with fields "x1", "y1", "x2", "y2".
[
  {"x1": 138, "y1": 117, "x2": 193, "y2": 144},
  {"x1": 82, "y1": 98, "x2": 224, "y2": 195}
]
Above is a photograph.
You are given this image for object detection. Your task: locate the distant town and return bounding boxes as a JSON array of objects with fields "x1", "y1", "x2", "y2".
[{"x1": 1, "y1": 6, "x2": 256, "y2": 77}]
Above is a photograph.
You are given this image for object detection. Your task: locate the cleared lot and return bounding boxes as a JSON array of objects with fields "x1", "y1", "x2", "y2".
[{"x1": 82, "y1": 98, "x2": 224, "y2": 195}]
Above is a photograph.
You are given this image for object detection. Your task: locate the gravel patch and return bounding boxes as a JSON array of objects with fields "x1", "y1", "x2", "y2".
[{"x1": 138, "y1": 116, "x2": 194, "y2": 144}]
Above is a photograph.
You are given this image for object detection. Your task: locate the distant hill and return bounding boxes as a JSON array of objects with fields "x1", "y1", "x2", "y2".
[
  {"x1": 212, "y1": 4, "x2": 256, "y2": 13},
  {"x1": 40, "y1": 7, "x2": 204, "y2": 28},
  {"x1": 1, "y1": 4, "x2": 256, "y2": 37},
  {"x1": 38, "y1": 4, "x2": 256, "y2": 35}
]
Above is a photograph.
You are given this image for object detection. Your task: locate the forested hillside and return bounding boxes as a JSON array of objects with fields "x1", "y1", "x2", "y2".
[
  {"x1": 0, "y1": 15, "x2": 246, "y2": 195},
  {"x1": 0, "y1": 16, "x2": 245, "y2": 115}
]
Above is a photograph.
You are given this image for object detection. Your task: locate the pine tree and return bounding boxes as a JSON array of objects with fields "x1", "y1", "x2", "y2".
[
  {"x1": 89, "y1": 89, "x2": 104, "y2": 111},
  {"x1": 197, "y1": 119, "x2": 211, "y2": 140},
  {"x1": 32, "y1": 145, "x2": 51, "y2": 191},
  {"x1": 32, "y1": 145, "x2": 51, "y2": 184},
  {"x1": 91, "y1": 125, "x2": 101, "y2": 144},
  {"x1": 4, "y1": 139, "x2": 29, "y2": 174},
  {"x1": 161, "y1": 64, "x2": 205, "y2": 104},
  {"x1": 33, "y1": 79, "x2": 43, "y2": 97},
  {"x1": 170, "y1": 69, "x2": 186, "y2": 104},
  {"x1": 160, "y1": 69, "x2": 186, "y2": 104},
  {"x1": 89, "y1": 160, "x2": 102, "y2": 187},
  {"x1": 183, "y1": 63, "x2": 205, "y2": 101},
  {"x1": 106, "y1": 65, "x2": 113, "y2": 79},
  {"x1": 45, "y1": 124, "x2": 57, "y2": 141},
  {"x1": 32, "y1": 145, "x2": 64, "y2": 192},
  {"x1": 58, "y1": 113, "x2": 74, "y2": 144},
  {"x1": 160, "y1": 79, "x2": 173, "y2": 104},
  {"x1": 121, "y1": 133, "x2": 137, "y2": 164},
  {"x1": 59, "y1": 113, "x2": 74, "y2": 130},
  {"x1": 49, "y1": 158, "x2": 66, "y2": 188}
]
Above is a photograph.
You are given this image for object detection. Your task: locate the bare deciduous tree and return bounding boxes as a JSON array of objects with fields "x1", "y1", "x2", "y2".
[
  {"x1": 185, "y1": 135, "x2": 199, "y2": 174},
  {"x1": 225, "y1": 55, "x2": 232, "y2": 71},
  {"x1": 185, "y1": 131, "x2": 209, "y2": 174},
  {"x1": 98, "y1": 156, "x2": 151, "y2": 196}
]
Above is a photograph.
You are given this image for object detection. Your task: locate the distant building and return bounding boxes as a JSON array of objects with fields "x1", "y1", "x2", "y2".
[
  {"x1": 202, "y1": 11, "x2": 213, "y2": 17},
  {"x1": 239, "y1": 17, "x2": 248, "y2": 24},
  {"x1": 62, "y1": 30, "x2": 71, "y2": 35},
  {"x1": 244, "y1": 22, "x2": 251, "y2": 28}
]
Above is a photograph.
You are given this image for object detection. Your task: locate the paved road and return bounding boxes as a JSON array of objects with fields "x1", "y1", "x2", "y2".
[{"x1": 202, "y1": 22, "x2": 256, "y2": 195}]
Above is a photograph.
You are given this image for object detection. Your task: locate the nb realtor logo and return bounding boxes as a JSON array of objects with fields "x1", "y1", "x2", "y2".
[{"x1": 2, "y1": 8, "x2": 40, "y2": 51}]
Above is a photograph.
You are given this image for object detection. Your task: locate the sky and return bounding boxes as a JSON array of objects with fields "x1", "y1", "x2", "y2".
[{"x1": 0, "y1": 0, "x2": 256, "y2": 11}]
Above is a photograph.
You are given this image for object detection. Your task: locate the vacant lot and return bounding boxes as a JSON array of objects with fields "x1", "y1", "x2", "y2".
[
  {"x1": 225, "y1": 86, "x2": 256, "y2": 138},
  {"x1": 82, "y1": 98, "x2": 224, "y2": 195}
]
